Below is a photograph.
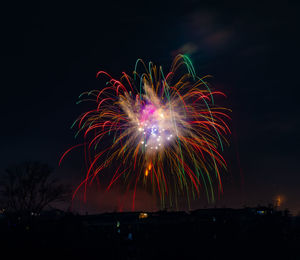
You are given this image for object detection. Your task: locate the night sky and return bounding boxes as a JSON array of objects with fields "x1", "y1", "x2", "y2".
[{"x1": 1, "y1": 1, "x2": 299, "y2": 214}]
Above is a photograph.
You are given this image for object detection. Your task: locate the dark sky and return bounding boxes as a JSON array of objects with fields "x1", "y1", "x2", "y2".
[{"x1": 1, "y1": 0, "x2": 299, "y2": 214}]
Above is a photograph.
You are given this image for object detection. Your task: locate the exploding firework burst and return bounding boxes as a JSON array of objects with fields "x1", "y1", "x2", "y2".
[{"x1": 60, "y1": 54, "x2": 231, "y2": 209}]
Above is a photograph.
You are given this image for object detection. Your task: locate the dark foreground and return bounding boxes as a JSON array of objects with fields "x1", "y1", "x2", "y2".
[{"x1": 1, "y1": 207, "x2": 299, "y2": 260}]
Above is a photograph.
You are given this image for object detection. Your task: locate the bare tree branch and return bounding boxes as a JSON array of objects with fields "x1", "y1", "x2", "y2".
[{"x1": 0, "y1": 162, "x2": 71, "y2": 215}]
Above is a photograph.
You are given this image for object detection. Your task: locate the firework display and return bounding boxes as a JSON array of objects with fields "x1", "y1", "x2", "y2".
[{"x1": 60, "y1": 55, "x2": 231, "y2": 209}]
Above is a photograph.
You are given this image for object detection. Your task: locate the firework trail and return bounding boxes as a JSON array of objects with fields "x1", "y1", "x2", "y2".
[{"x1": 60, "y1": 54, "x2": 231, "y2": 209}]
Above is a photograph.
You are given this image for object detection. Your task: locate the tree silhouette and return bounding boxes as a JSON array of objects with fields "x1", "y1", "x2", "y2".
[{"x1": 0, "y1": 162, "x2": 70, "y2": 215}]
